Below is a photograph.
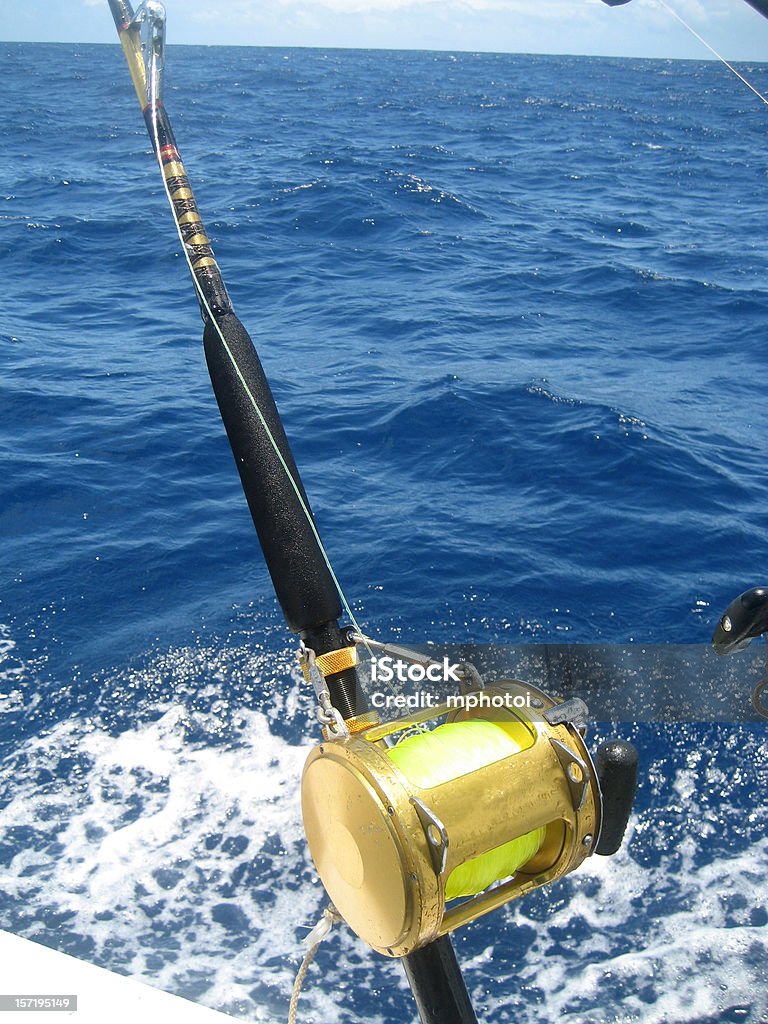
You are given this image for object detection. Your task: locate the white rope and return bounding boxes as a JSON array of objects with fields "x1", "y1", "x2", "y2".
[
  {"x1": 657, "y1": 0, "x2": 768, "y2": 107},
  {"x1": 288, "y1": 905, "x2": 341, "y2": 1024},
  {"x1": 287, "y1": 945, "x2": 319, "y2": 1024}
]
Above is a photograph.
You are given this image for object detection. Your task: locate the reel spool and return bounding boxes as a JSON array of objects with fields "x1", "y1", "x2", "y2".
[{"x1": 301, "y1": 679, "x2": 601, "y2": 957}]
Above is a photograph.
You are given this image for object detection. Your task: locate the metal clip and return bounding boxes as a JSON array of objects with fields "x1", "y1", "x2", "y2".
[
  {"x1": 299, "y1": 644, "x2": 349, "y2": 741},
  {"x1": 549, "y1": 737, "x2": 589, "y2": 812},
  {"x1": 411, "y1": 797, "x2": 449, "y2": 877},
  {"x1": 543, "y1": 697, "x2": 589, "y2": 731}
]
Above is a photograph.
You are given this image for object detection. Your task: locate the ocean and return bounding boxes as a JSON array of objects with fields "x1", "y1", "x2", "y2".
[{"x1": 1, "y1": 40, "x2": 767, "y2": 1023}]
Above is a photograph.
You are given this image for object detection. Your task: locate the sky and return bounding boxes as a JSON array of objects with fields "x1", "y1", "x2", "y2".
[{"x1": 1, "y1": 0, "x2": 768, "y2": 61}]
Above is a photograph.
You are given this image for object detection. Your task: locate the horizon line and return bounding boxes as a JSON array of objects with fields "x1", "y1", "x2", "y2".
[{"x1": 2, "y1": 37, "x2": 766, "y2": 65}]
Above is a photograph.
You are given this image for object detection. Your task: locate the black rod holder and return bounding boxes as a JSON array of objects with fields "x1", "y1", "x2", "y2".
[{"x1": 403, "y1": 936, "x2": 480, "y2": 1024}]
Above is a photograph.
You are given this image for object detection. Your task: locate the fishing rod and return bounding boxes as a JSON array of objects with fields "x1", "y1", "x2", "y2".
[
  {"x1": 106, "y1": 2, "x2": 477, "y2": 1019},
  {"x1": 604, "y1": 0, "x2": 768, "y2": 14},
  {"x1": 106, "y1": 0, "x2": 364, "y2": 717},
  {"x1": 603, "y1": 0, "x2": 768, "y2": 34},
  {"x1": 107, "y1": 4, "x2": 638, "y2": 1022}
]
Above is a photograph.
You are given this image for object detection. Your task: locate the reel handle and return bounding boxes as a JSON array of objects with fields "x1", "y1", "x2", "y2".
[{"x1": 595, "y1": 740, "x2": 639, "y2": 856}]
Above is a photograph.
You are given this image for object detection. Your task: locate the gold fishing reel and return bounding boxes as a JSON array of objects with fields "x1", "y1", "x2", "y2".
[{"x1": 301, "y1": 677, "x2": 602, "y2": 957}]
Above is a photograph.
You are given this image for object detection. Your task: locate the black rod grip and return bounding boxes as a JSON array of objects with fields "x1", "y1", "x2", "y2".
[
  {"x1": 402, "y1": 936, "x2": 479, "y2": 1024},
  {"x1": 595, "y1": 740, "x2": 639, "y2": 856},
  {"x1": 203, "y1": 313, "x2": 342, "y2": 633}
]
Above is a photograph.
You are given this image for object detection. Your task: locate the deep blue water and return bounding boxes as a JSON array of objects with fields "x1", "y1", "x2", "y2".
[{"x1": 1, "y1": 41, "x2": 767, "y2": 1023}]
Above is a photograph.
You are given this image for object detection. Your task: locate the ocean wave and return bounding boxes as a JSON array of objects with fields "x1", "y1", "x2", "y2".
[{"x1": 1, "y1": 648, "x2": 765, "y2": 1022}]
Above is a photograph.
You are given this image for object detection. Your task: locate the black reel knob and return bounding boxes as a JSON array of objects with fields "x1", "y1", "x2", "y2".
[
  {"x1": 712, "y1": 586, "x2": 768, "y2": 655},
  {"x1": 595, "y1": 740, "x2": 639, "y2": 856}
]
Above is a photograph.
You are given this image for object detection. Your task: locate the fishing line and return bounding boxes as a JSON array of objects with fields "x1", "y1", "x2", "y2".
[
  {"x1": 387, "y1": 718, "x2": 546, "y2": 899},
  {"x1": 144, "y1": 42, "x2": 374, "y2": 660},
  {"x1": 656, "y1": 0, "x2": 768, "y2": 107}
]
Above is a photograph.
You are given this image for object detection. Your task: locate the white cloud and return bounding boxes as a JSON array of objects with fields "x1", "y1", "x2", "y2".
[
  {"x1": 191, "y1": 0, "x2": 734, "y2": 22},
  {"x1": 274, "y1": 0, "x2": 588, "y2": 12}
]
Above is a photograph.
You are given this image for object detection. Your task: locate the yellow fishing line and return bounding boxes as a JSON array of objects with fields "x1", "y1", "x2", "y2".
[{"x1": 388, "y1": 719, "x2": 546, "y2": 899}]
